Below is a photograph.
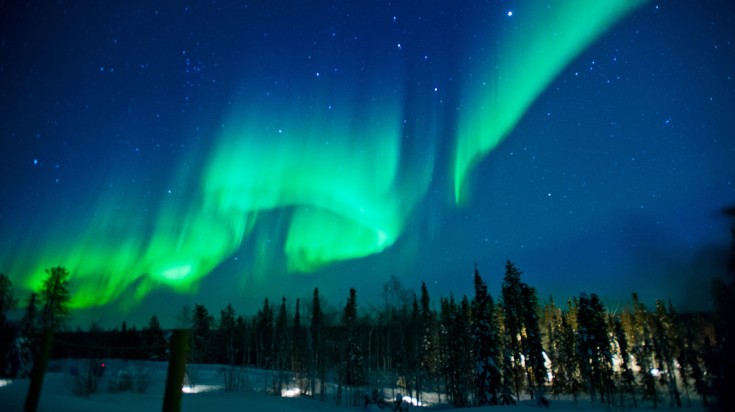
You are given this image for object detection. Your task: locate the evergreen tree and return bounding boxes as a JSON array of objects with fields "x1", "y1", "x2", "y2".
[
  {"x1": 340, "y1": 288, "x2": 365, "y2": 405},
  {"x1": 495, "y1": 303, "x2": 516, "y2": 405},
  {"x1": 291, "y1": 298, "x2": 307, "y2": 392},
  {"x1": 0, "y1": 274, "x2": 18, "y2": 377},
  {"x1": 142, "y1": 315, "x2": 167, "y2": 361},
  {"x1": 19, "y1": 293, "x2": 40, "y2": 371},
  {"x1": 218, "y1": 304, "x2": 237, "y2": 365},
  {"x1": 254, "y1": 298, "x2": 274, "y2": 369},
  {"x1": 471, "y1": 264, "x2": 501, "y2": 405},
  {"x1": 501, "y1": 260, "x2": 526, "y2": 400},
  {"x1": 39, "y1": 266, "x2": 71, "y2": 331},
  {"x1": 408, "y1": 293, "x2": 421, "y2": 403},
  {"x1": 631, "y1": 293, "x2": 659, "y2": 408},
  {"x1": 540, "y1": 297, "x2": 561, "y2": 389},
  {"x1": 190, "y1": 303, "x2": 214, "y2": 363},
  {"x1": 439, "y1": 295, "x2": 473, "y2": 407},
  {"x1": 419, "y1": 281, "x2": 439, "y2": 401},
  {"x1": 235, "y1": 315, "x2": 247, "y2": 365},
  {"x1": 520, "y1": 283, "x2": 547, "y2": 397},
  {"x1": 654, "y1": 300, "x2": 681, "y2": 408},
  {"x1": 0, "y1": 274, "x2": 16, "y2": 323},
  {"x1": 556, "y1": 311, "x2": 581, "y2": 401},
  {"x1": 310, "y1": 288, "x2": 326, "y2": 400},
  {"x1": 681, "y1": 315, "x2": 709, "y2": 406},
  {"x1": 613, "y1": 315, "x2": 637, "y2": 406},
  {"x1": 274, "y1": 297, "x2": 290, "y2": 393},
  {"x1": 576, "y1": 293, "x2": 613, "y2": 403}
]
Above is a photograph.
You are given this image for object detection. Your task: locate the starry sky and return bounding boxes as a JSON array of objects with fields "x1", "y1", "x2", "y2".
[{"x1": 1, "y1": 1, "x2": 733, "y2": 328}]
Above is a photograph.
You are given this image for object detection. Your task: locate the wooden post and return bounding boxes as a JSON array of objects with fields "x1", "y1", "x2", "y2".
[
  {"x1": 162, "y1": 329, "x2": 189, "y2": 412},
  {"x1": 24, "y1": 329, "x2": 55, "y2": 412}
]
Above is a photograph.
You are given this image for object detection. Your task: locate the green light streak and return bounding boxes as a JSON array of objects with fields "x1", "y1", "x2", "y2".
[
  {"x1": 203, "y1": 93, "x2": 413, "y2": 274},
  {"x1": 3, "y1": 80, "x2": 432, "y2": 309},
  {"x1": 454, "y1": 0, "x2": 648, "y2": 204}
]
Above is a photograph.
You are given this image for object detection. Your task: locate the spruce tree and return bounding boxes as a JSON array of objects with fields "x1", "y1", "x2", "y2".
[
  {"x1": 0, "y1": 274, "x2": 17, "y2": 377},
  {"x1": 274, "y1": 297, "x2": 290, "y2": 393},
  {"x1": 471, "y1": 265, "x2": 501, "y2": 405},
  {"x1": 419, "y1": 281, "x2": 439, "y2": 400},
  {"x1": 310, "y1": 288, "x2": 326, "y2": 400},
  {"x1": 340, "y1": 288, "x2": 365, "y2": 405},
  {"x1": 39, "y1": 266, "x2": 71, "y2": 331},
  {"x1": 576, "y1": 293, "x2": 613, "y2": 403},
  {"x1": 190, "y1": 303, "x2": 214, "y2": 363},
  {"x1": 19, "y1": 293, "x2": 40, "y2": 369},
  {"x1": 255, "y1": 298, "x2": 274, "y2": 369},
  {"x1": 556, "y1": 311, "x2": 581, "y2": 401},
  {"x1": 218, "y1": 304, "x2": 237, "y2": 365},
  {"x1": 631, "y1": 293, "x2": 659, "y2": 408},
  {"x1": 142, "y1": 315, "x2": 167, "y2": 361},
  {"x1": 682, "y1": 315, "x2": 708, "y2": 406},
  {"x1": 654, "y1": 300, "x2": 681, "y2": 408},
  {"x1": 501, "y1": 260, "x2": 526, "y2": 400},
  {"x1": 613, "y1": 315, "x2": 637, "y2": 406},
  {"x1": 521, "y1": 283, "x2": 547, "y2": 397},
  {"x1": 439, "y1": 296, "x2": 471, "y2": 407},
  {"x1": 495, "y1": 302, "x2": 516, "y2": 405},
  {"x1": 292, "y1": 298, "x2": 307, "y2": 392}
]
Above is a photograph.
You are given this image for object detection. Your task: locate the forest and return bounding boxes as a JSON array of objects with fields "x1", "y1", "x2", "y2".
[{"x1": 2, "y1": 242, "x2": 734, "y2": 411}]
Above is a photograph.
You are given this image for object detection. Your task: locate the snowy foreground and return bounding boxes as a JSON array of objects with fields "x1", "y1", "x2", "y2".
[{"x1": 0, "y1": 360, "x2": 708, "y2": 412}]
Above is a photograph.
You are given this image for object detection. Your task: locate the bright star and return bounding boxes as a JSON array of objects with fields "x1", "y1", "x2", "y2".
[{"x1": 507, "y1": 11, "x2": 513, "y2": 17}]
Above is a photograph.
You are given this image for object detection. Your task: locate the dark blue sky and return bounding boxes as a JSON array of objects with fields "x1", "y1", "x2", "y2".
[{"x1": 1, "y1": 1, "x2": 733, "y2": 327}]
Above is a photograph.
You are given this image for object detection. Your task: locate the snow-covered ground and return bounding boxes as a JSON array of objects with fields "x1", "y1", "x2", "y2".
[{"x1": 0, "y1": 360, "x2": 709, "y2": 411}]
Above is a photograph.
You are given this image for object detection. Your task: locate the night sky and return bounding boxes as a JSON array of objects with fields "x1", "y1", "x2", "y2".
[{"x1": 1, "y1": 1, "x2": 733, "y2": 328}]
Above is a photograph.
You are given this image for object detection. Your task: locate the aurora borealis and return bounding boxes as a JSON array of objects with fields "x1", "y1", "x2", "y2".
[{"x1": 1, "y1": 1, "x2": 734, "y2": 327}]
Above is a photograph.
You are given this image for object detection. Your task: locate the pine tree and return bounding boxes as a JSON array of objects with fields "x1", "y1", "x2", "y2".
[
  {"x1": 19, "y1": 293, "x2": 40, "y2": 370},
  {"x1": 682, "y1": 315, "x2": 708, "y2": 406},
  {"x1": 218, "y1": 304, "x2": 237, "y2": 365},
  {"x1": 418, "y1": 281, "x2": 439, "y2": 402},
  {"x1": 653, "y1": 300, "x2": 681, "y2": 408},
  {"x1": 340, "y1": 288, "x2": 365, "y2": 405},
  {"x1": 291, "y1": 298, "x2": 307, "y2": 392},
  {"x1": 39, "y1": 266, "x2": 71, "y2": 331},
  {"x1": 0, "y1": 274, "x2": 17, "y2": 377},
  {"x1": 471, "y1": 264, "x2": 501, "y2": 405},
  {"x1": 613, "y1": 315, "x2": 637, "y2": 406},
  {"x1": 521, "y1": 283, "x2": 547, "y2": 397},
  {"x1": 631, "y1": 293, "x2": 659, "y2": 408},
  {"x1": 273, "y1": 297, "x2": 291, "y2": 394},
  {"x1": 501, "y1": 260, "x2": 526, "y2": 400},
  {"x1": 254, "y1": 298, "x2": 274, "y2": 369},
  {"x1": 235, "y1": 315, "x2": 247, "y2": 365},
  {"x1": 576, "y1": 293, "x2": 614, "y2": 403},
  {"x1": 142, "y1": 315, "x2": 167, "y2": 361},
  {"x1": 310, "y1": 288, "x2": 326, "y2": 400},
  {"x1": 439, "y1": 296, "x2": 471, "y2": 407},
  {"x1": 0, "y1": 274, "x2": 16, "y2": 324},
  {"x1": 556, "y1": 311, "x2": 581, "y2": 401},
  {"x1": 190, "y1": 303, "x2": 214, "y2": 364},
  {"x1": 541, "y1": 297, "x2": 560, "y2": 390}
]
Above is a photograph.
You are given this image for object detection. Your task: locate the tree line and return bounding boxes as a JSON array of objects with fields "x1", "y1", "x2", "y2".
[{"x1": 1, "y1": 222, "x2": 734, "y2": 410}]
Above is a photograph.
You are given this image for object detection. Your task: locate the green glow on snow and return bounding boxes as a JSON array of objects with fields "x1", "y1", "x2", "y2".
[{"x1": 454, "y1": 0, "x2": 648, "y2": 204}]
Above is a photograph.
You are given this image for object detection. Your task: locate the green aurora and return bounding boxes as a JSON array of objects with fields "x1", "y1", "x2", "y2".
[
  {"x1": 4, "y1": 1, "x2": 648, "y2": 309},
  {"x1": 454, "y1": 0, "x2": 647, "y2": 204}
]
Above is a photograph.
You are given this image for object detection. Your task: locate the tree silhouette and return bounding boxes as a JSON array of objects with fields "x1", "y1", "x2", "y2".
[
  {"x1": 471, "y1": 264, "x2": 501, "y2": 405},
  {"x1": 39, "y1": 266, "x2": 71, "y2": 331},
  {"x1": 0, "y1": 274, "x2": 18, "y2": 377}
]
